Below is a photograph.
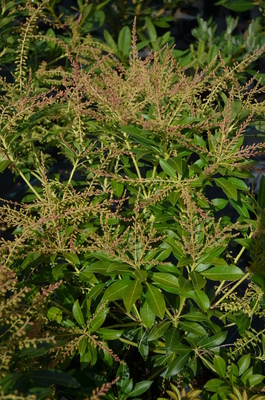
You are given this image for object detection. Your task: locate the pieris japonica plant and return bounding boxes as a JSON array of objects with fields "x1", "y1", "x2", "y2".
[{"x1": 1, "y1": 1, "x2": 265, "y2": 399}]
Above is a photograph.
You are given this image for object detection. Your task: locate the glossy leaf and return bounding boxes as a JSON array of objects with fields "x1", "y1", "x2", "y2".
[
  {"x1": 214, "y1": 355, "x2": 226, "y2": 378},
  {"x1": 179, "y1": 321, "x2": 207, "y2": 336},
  {"x1": 140, "y1": 300, "x2": 155, "y2": 329},
  {"x1": 148, "y1": 321, "x2": 171, "y2": 342},
  {"x1": 73, "y1": 300, "x2": 85, "y2": 328},
  {"x1": 146, "y1": 283, "x2": 166, "y2": 319},
  {"x1": 102, "y1": 279, "x2": 129, "y2": 302},
  {"x1": 159, "y1": 158, "x2": 176, "y2": 179},
  {"x1": 89, "y1": 308, "x2": 108, "y2": 332},
  {"x1": 63, "y1": 252, "x2": 79, "y2": 265},
  {"x1": 118, "y1": 26, "x2": 131, "y2": 56},
  {"x1": 166, "y1": 353, "x2": 190, "y2": 378},
  {"x1": 128, "y1": 380, "x2": 153, "y2": 397},
  {"x1": 123, "y1": 280, "x2": 142, "y2": 313},
  {"x1": 201, "y1": 265, "x2": 244, "y2": 281},
  {"x1": 214, "y1": 178, "x2": 237, "y2": 200}
]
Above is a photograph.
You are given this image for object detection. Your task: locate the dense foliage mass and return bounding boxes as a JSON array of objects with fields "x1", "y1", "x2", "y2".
[{"x1": 1, "y1": 1, "x2": 265, "y2": 399}]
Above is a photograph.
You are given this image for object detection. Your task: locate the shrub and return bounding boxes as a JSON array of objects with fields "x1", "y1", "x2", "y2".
[{"x1": 1, "y1": 2, "x2": 265, "y2": 399}]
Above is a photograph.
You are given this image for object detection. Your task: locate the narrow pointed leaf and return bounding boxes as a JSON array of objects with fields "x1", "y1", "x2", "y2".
[
  {"x1": 146, "y1": 283, "x2": 166, "y2": 319},
  {"x1": 140, "y1": 300, "x2": 155, "y2": 329},
  {"x1": 148, "y1": 321, "x2": 171, "y2": 342},
  {"x1": 123, "y1": 280, "x2": 142, "y2": 313},
  {"x1": 214, "y1": 178, "x2": 237, "y2": 200},
  {"x1": 201, "y1": 265, "x2": 244, "y2": 281},
  {"x1": 214, "y1": 355, "x2": 226, "y2": 378},
  {"x1": 73, "y1": 299, "x2": 85, "y2": 328},
  {"x1": 102, "y1": 280, "x2": 129, "y2": 302},
  {"x1": 166, "y1": 353, "x2": 189, "y2": 378}
]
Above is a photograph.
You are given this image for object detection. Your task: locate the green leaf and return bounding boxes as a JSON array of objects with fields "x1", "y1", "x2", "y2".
[
  {"x1": 148, "y1": 321, "x2": 171, "y2": 342},
  {"x1": 194, "y1": 290, "x2": 210, "y2": 312},
  {"x1": 140, "y1": 300, "x2": 155, "y2": 329},
  {"x1": 47, "y1": 307, "x2": 63, "y2": 323},
  {"x1": 214, "y1": 355, "x2": 226, "y2": 378},
  {"x1": 165, "y1": 328, "x2": 180, "y2": 354},
  {"x1": 190, "y1": 271, "x2": 206, "y2": 290},
  {"x1": 98, "y1": 328, "x2": 123, "y2": 340},
  {"x1": 169, "y1": 191, "x2": 180, "y2": 206},
  {"x1": 258, "y1": 175, "x2": 265, "y2": 209},
  {"x1": 247, "y1": 374, "x2": 264, "y2": 387},
  {"x1": 201, "y1": 265, "x2": 244, "y2": 281},
  {"x1": 118, "y1": 26, "x2": 131, "y2": 56},
  {"x1": 89, "y1": 308, "x2": 108, "y2": 332},
  {"x1": 111, "y1": 179, "x2": 124, "y2": 197},
  {"x1": 128, "y1": 380, "x2": 153, "y2": 397},
  {"x1": 166, "y1": 353, "x2": 190, "y2": 378},
  {"x1": 145, "y1": 17, "x2": 157, "y2": 42},
  {"x1": 214, "y1": 178, "x2": 237, "y2": 200},
  {"x1": 104, "y1": 29, "x2": 118, "y2": 52},
  {"x1": 146, "y1": 283, "x2": 166, "y2": 319},
  {"x1": 211, "y1": 198, "x2": 229, "y2": 210},
  {"x1": 31, "y1": 369, "x2": 80, "y2": 388},
  {"x1": 88, "y1": 283, "x2": 105, "y2": 300},
  {"x1": 151, "y1": 273, "x2": 179, "y2": 293},
  {"x1": 73, "y1": 299, "x2": 85, "y2": 328},
  {"x1": 78, "y1": 337, "x2": 87, "y2": 356},
  {"x1": 102, "y1": 279, "x2": 129, "y2": 302},
  {"x1": 179, "y1": 322, "x2": 207, "y2": 336},
  {"x1": 85, "y1": 261, "x2": 111, "y2": 275},
  {"x1": 227, "y1": 177, "x2": 248, "y2": 191},
  {"x1": 159, "y1": 159, "x2": 176, "y2": 179},
  {"x1": 216, "y1": 1, "x2": 254, "y2": 12},
  {"x1": 123, "y1": 280, "x2": 142, "y2": 313},
  {"x1": 204, "y1": 379, "x2": 227, "y2": 392},
  {"x1": 0, "y1": 152, "x2": 9, "y2": 173},
  {"x1": 200, "y1": 332, "x2": 227, "y2": 349},
  {"x1": 238, "y1": 354, "x2": 251, "y2": 376},
  {"x1": 63, "y1": 252, "x2": 79, "y2": 265}
]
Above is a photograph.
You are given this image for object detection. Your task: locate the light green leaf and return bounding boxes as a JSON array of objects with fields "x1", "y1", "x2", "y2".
[
  {"x1": 98, "y1": 328, "x2": 123, "y2": 340},
  {"x1": 88, "y1": 283, "x2": 105, "y2": 300},
  {"x1": 214, "y1": 355, "x2": 226, "y2": 378},
  {"x1": 214, "y1": 178, "x2": 237, "y2": 200},
  {"x1": 146, "y1": 283, "x2": 166, "y2": 319},
  {"x1": 211, "y1": 198, "x2": 229, "y2": 210},
  {"x1": 78, "y1": 337, "x2": 87, "y2": 356},
  {"x1": 63, "y1": 252, "x2": 79, "y2": 265},
  {"x1": 73, "y1": 299, "x2": 85, "y2": 328},
  {"x1": 0, "y1": 153, "x2": 10, "y2": 173},
  {"x1": 238, "y1": 354, "x2": 251, "y2": 376},
  {"x1": 151, "y1": 273, "x2": 179, "y2": 293},
  {"x1": 140, "y1": 300, "x2": 155, "y2": 329},
  {"x1": 194, "y1": 290, "x2": 210, "y2": 312},
  {"x1": 201, "y1": 265, "x2": 244, "y2": 281},
  {"x1": 204, "y1": 378, "x2": 227, "y2": 393},
  {"x1": 145, "y1": 17, "x2": 157, "y2": 42},
  {"x1": 159, "y1": 159, "x2": 176, "y2": 179},
  {"x1": 47, "y1": 307, "x2": 63, "y2": 323},
  {"x1": 111, "y1": 179, "x2": 124, "y2": 197},
  {"x1": 179, "y1": 322, "x2": 207, "y2": 336},
  {"x1": 102, "y1": 279, "x2": 129, "y2": 302},
  {"x1": 89, "y1": 308, "x2": 108, "y2": 332},
  {"x1": 123, "y1": 280, "x2": 142, "y2": 313},
  {"x1": 148, "y1": 321, "x2": 171, "y2": 342},
  {"x1": 118, "y1": 26, "x2": 131, "y2": 56}
]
